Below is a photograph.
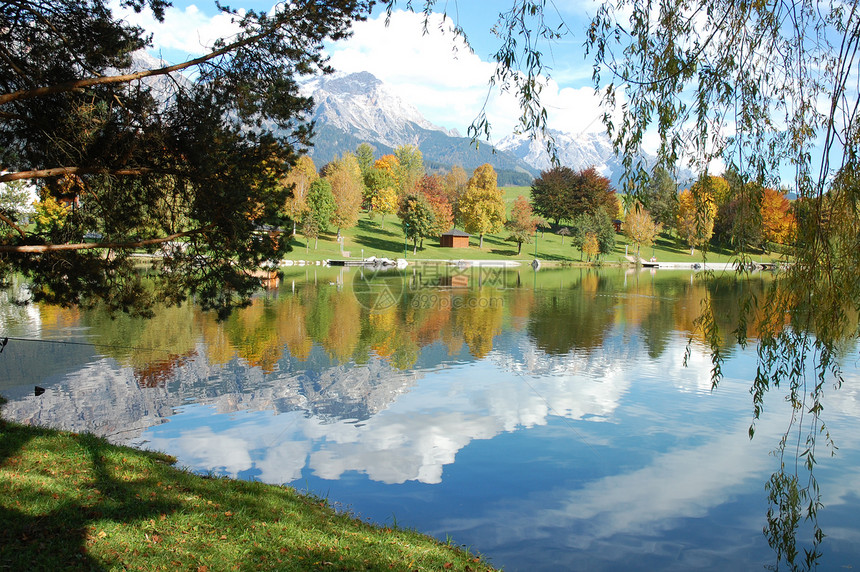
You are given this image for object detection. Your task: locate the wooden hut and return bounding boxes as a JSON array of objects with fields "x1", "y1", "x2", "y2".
[{"x1": 440, "y1": 228, "x2": 470, "y2": 248}]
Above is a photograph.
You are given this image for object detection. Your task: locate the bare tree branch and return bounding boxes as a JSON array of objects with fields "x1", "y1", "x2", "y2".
[
  {"x1": 0, "y1": 167, "x2": 163, "y2": 183},
  {"x1": 0, "y1": 27, "x2": 270, "y2": 106},
  {"x1": 0, "y1": 225, "x2": 214, "y2": 253},
  {"x1": 0, "y1": 211, "x2": 27, "y2": 239}
]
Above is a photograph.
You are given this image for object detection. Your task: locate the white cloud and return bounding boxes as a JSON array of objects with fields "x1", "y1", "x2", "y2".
[
  {"x1": 108, "y1": 0, "x2": 243, "y2": 59},
  {"x1": 108, "y1": 2, "x2": 610, "y2": 141},
  {"x1": 326, "y1": 10, "x2": 607, "y2": 140}
]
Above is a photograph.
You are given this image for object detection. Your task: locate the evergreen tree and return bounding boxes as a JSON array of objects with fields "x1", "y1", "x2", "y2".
[{"x1": 0, "y1": 0, "x2": 369, "y2": 317}]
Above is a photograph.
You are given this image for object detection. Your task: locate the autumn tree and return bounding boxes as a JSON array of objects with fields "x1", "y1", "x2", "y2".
[
  {"x1": 0, "y1": 0, "x2": 369, "y2": 317},
  {"x1": 505, "y1": 195, "x2": 540, "y2": 254},
  {"x1": 417, "y1": 174, "x2": 454, "y2": 235},
  {"x1": 458, "y1": 164, "x2": 506, "y2": 248},
  {"x1": 531, "y1": 165, "x2": 618, "y2": 224},
  {"x1": 363, "y1": 155, "x2": 401, "y2": 225},
  {"x1": 676, "y1": 187, "x2": 717, "y2": 255},
  {"x1": 623, "y1": 205, "x2": 663, "y2": 258},
  {"x1": 398, "y1": 194, "x2": 437, "y2": 253},
  {"x1": 324, "y1": 153, "x2": 363, "y2": 239},
  {"x1": 581, "y1": 232, "x2": 600, "y2": 262},
  {"x1": 760, "y1": 187, "x2": 795, "y2": 246},
  {"x1": 282, "y1": 155, "x2": 318, "y2": 236}
]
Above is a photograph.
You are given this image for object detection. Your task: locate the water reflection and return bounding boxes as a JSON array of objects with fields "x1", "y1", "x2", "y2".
[{"x1": 1, "y1": 266, "x2": 858, "y2": 571}]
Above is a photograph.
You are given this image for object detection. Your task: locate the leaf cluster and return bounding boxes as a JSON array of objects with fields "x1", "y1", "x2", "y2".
[{"x1": 0, "y1": 0, "x2": 372, "y2": 316}]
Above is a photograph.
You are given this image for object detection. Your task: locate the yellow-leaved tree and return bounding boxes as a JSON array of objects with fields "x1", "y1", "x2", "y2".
[
  {"x1": 760, "y1": 187, "x2": 796, "y2": 246},
  {"x1": 623, "y1": 204, "x2": 663, "y2": 258},
  {"x1": 324, "y1": 153, "x2": 364, "y2": 240},
  {"x1": 458, "y1": 164, "x2": 505, "y2": 248},
  {"x1": 676, "y1": 187, "x2": 717, "y2": 255},
  {"x1": 282, "y1": 155, "x2": 318, "y2": 236}
]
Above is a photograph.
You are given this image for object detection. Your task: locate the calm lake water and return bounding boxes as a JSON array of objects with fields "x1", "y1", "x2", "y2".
[{"x1": 2, "y1": 265, "x2": 859, "y2": 571}]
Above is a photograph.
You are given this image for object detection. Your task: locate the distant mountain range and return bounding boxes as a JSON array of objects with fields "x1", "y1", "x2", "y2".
[{"x1": 301, "y1": 71, "x2": 651, "y2": 187}]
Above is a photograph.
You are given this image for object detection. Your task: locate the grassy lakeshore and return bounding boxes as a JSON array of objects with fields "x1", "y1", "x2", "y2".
[
  {"x1": 0, "y1": 417, "x2": 496, "y2": 571},
  {"x1": 285, "y1": 188, "x2": 786, "y2": 267}
]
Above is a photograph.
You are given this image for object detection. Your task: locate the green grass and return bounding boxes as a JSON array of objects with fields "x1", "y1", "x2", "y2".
[
  {"x1": 286, "y1": 192, "x2": 786, "y2": 266},
  {"x1": 0, "y1": 419, "x2": 496, "y2": 571}
]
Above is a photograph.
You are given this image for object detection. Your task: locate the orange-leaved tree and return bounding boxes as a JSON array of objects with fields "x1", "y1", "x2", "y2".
[{"x1": 760, "y1": 187, "x2": 795, "y2": 246}]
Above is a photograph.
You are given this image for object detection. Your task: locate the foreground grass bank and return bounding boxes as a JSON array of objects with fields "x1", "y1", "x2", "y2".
[{"x1": 0, "y1": 419, "x2": 495, "y2": 571}]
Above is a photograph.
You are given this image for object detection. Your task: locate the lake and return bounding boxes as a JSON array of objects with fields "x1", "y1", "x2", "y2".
[{"x1": 2, "y1": 264, "x2": 859, "y2": 571}]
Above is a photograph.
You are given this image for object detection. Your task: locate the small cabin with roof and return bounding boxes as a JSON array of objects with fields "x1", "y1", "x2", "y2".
[{"x1": 440, "y1": 228, "x2": 470, "y2": 248}]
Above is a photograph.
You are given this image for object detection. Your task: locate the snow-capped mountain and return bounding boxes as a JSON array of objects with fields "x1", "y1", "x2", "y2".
[
  {"x1": 301, "y1": 71, "x2": 684, "y2": 187},
  {"x1": 301, "y1": 72, "x2": 536, "y2": 185},
  {"x1": 302, "y1": 71, "x2": 459, "y2": 148},
  {"x1": 496, "y1": 129, "x2": 616, "y2": 174}
]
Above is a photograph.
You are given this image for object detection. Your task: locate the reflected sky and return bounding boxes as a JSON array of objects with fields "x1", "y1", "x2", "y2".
[{"x1": 2, "y1": 268, "x2": 859, "y2": 571}]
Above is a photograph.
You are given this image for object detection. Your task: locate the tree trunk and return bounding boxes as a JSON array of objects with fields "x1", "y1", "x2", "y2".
[
  {"x1": 517, "y1": 241, "x2": 522, "y2": 255},
  {"x1": 479, "y1": 234, "x2": 484, "y2": 248}
]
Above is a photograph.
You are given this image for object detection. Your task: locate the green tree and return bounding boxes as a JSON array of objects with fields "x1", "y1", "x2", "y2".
[
  {"x1": 571, "y1": 209, "x2": 616, "y2": 261},
  {"x1": 355, "y1": 143, "x2": 376, "y2": 178},
  {"x1": 0, "y1": 181, "x2": 34, "y2": 230},
  {"x1": 0, "y1": 0, "x2": 367, "y2": 317},
  {"x1": 458, "y1": 164, "x2": 506, "y2": 248},
  {"x1": 305, "y1": 179, "x2": 335, "y2": 249},
  {"x1": 394, "y1": 145, "x2": 424, "y2": 195},
  {"x1": 398, "y1": 194, "x2": 437, "y2": 253},
  {"x1": 642, "y1": 167, "x2": 679, "y2": 231},
  {"x1": 714, "y1": 193, "x2": 763, "y2": 253}
]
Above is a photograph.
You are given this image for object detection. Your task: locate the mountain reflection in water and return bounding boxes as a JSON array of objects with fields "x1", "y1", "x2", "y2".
[{"x1": 2, "y1": 266, "x2": 859, "y2": 571}]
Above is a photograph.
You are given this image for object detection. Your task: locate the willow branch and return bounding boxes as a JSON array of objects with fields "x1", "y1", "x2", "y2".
[{"x1": 0, "y1": 225, "x2": 215, "y2": 253}]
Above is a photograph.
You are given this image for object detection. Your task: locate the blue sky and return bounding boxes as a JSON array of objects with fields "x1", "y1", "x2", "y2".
[{"x1": 108, "y1": 0, "x2": 609, "y2": 143}]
